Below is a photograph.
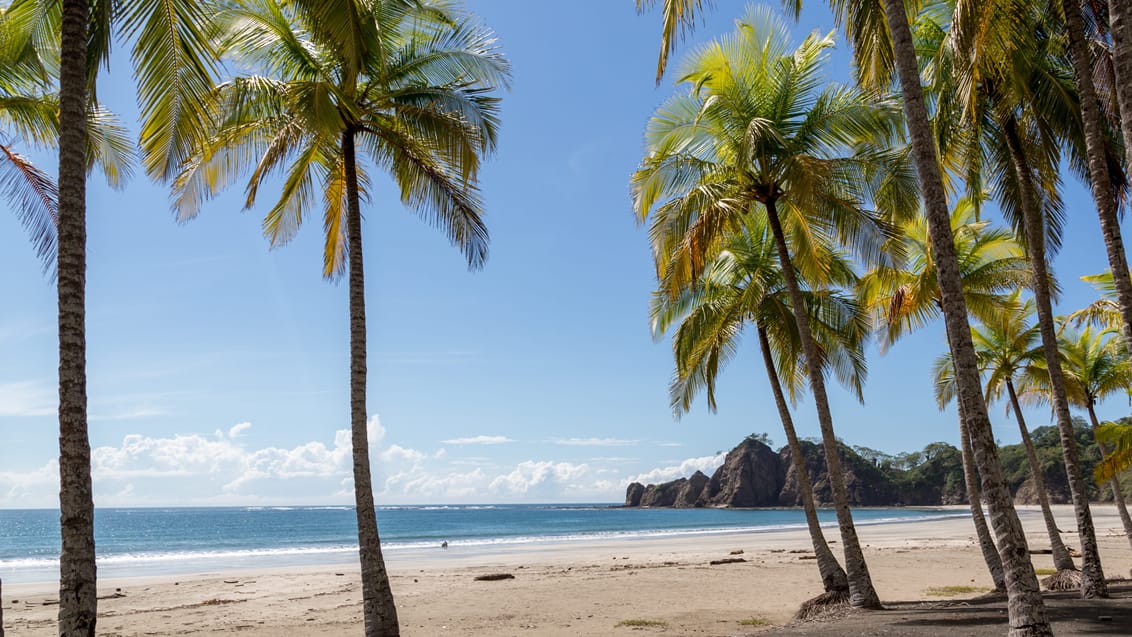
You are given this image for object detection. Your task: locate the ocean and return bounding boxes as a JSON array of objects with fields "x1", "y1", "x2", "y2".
[{"x1": 0, "y1": 505, "x2": 964, "y2": 584}]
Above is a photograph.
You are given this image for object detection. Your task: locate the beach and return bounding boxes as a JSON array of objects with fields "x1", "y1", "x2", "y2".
[{"x1": 4, "y1": 505, "x2": 1131, "y2": 636}]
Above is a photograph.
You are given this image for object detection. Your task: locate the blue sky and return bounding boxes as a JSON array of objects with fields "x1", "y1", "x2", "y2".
[{"x1": 1, "y1": 1, "x2": 1129, "y2": 507}]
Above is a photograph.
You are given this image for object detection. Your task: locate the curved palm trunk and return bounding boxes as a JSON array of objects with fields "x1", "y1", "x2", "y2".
[
  {"x1": 1063, "y1": 0, "x2": 1132, "y2": 357},
  {"x1": 1005, "y1": 381, "x2": 1076, "y2": 572},
  {"x1": 1002, "y1": 117, "x2": 1107, "y2": 597},
  {"x1": 763, "y1": 199, "x2": 880, "y2": 609},
  {"x1": 958, "y1": 399, "x2": 1008, "y2": 591},
  {"x1": 57, "y1": 0, "x2": 97, "y2": 633},
  {"x1": 343, "y1": 128, "x2": 400, "y2": 637},
  {"x1": 1084, "y1": 402, "x2": 1132, "y2": 551},
  {"x1": 881, "y1": 0, "x2": 1051, "y2": 633},
  {"x1": 755, "y1": 324, "x2": 849, "y2": 594}
]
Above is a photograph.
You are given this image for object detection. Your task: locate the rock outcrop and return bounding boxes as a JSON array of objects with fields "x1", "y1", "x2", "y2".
[
  {"x1": 625, "y1": 421, "x2": 1120, "y2": 509},
  {"x1": 624, "y1": 482, "x2": 645, "y2": 507}
]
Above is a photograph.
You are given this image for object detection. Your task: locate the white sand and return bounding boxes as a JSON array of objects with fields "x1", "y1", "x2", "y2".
[{"x1": 4, "y1": 505, "x2": 1130, "y2": 636}]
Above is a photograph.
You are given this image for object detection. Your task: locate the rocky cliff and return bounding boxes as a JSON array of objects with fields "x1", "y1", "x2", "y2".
[
  {"x1": 624, "y1": 422, "x2": 1128, "y2": 508},
  {"x1": 626, "y1": 438, "x2": 911, "y2": 508}
]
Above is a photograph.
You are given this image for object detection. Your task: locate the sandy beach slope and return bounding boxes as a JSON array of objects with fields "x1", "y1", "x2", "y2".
[{"x1": 4, "y1": 505, "x2": 1130, "y2": 636}]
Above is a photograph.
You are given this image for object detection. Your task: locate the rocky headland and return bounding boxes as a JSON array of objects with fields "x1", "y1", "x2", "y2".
[{"x1": 624, "y1": 424, "x2": 1126, "y2": 508}]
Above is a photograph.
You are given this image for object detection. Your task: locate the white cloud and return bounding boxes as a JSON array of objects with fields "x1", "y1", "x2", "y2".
[
  {"x1": 0, "y1": 381, "x2": 56, "y2": 417},
  {"x1": 0, "y1": 416, "x2": 726, "y2": 506},
  {"x1": 228, "y1": 422, "x2": 253, "y2": 438},
  {"x1": 488, "y1": 461, "x2": 592, "y2": 497},
  {"x1": 551, "y1": 437, "x2": 638, "y2": 447},
  {"x1": 441, "y1": 435, "x2": 514, "y2": 445},
  {"x1": 626, "y1": 452, "x2": 727, "y2": 486}
]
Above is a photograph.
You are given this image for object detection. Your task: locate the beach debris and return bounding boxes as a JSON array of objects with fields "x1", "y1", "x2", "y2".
[
  {"x1": 794, "y1": 589, "x2": 850, "y2": 621},
  {"x1": 223, "y1": 580, "x2": 239, "y2": 584},
  {"x1": 474, "y1": 573, "x2": 515, "y2": 581},
  {"x1": 798, "y1": 555, "x2": 817, "y2": 560},
  {"x1": 708, "y1": 557, "x2": 746, "y2": 566},
  {"x1": 788, "y1": 549, "x2": 812, "y2": 554},
  {"x1": 1067, "y1": 547, "x2": 1082, "y2": 558},
  {"x1": 1040, "y1": 569, "x2": 1082, "y2": 591},
  {"x1": 729, "y1": 549, "x2": 744, "y2": 555}
]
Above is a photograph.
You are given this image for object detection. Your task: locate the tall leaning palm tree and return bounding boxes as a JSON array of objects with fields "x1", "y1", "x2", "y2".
[
  {"x1": 652, "y1": 215, "x2": 860, "y2": 601},
  {"x1": 949, "y1": 0, "x2": 1109, "y2": 596},
  {"x1": 969, "y1": 297, "x2": 1079, "y2": 586},
  {"x1": 845, "y1": 0, "x2": 1055, "y2": 627},
  {"x1": 174, "y1": 2, "x2": 509, "y2": 634},
  {"x1": 1053, "y1": 325, "x2": 1132, "y2": 551},
  {"x1": 632, "y1": 7, "x2": 920, "y2": 608},
  {"x1": 1057, "y1": 0, "x2": 1132, "y2": 358}
]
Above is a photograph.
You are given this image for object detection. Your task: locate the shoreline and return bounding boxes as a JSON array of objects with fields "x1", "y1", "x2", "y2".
[
  {"x1": 0, "y1": 505, "x2": 966, "y2": 586},
  {"x1": 5, "y1": 505, "x2": 1131, "y2": 636}
]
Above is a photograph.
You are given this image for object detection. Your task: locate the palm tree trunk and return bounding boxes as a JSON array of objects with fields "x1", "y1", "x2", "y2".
[
  {"x1": 957, "y1": 397, "x2": 1007, "y2": 591},
  {"x1": 1108, "y1": 0, "x2": 1132, "y2": 242},
  {"x1": 755, "y1": 323, "x2": 849, "y2": 594},
  {"x1": 1063, "y1": 0, "x2": 1132, "y2": 357},
  {"x1": 1005, "y1": 380, "x2": 1076, "y2": 572},
  {"x1": 1, "y1": 576, "x2": 5, "y2": 637},
  {"x1": 763, "y1": 199, "x2": 880, "y2": 610},
  {"x1": 1002, "y1": 117, "x2": 1107, "y2": 597},
  {"x1": 343, "y1": 128, "x2": 400, "y2": 637},
  {"x1": 880, "y1": 0, "x2": 1052, "y2": 632},
  {"x1": 1084, "y1": 402, "x2": 1132, "y2": 551},
  {"x1": 57, "y1": 0, "x2": 97, "y2": 633}
]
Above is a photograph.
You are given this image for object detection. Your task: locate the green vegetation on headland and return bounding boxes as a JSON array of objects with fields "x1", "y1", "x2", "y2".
[{"x1": 625, "y1": 420, "x2": 1132, "y2": 508}]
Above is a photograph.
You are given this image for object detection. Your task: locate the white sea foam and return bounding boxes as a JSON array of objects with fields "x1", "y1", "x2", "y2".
[{"x1": 0, "y1": 511, "x2": 966, "y2": 575}]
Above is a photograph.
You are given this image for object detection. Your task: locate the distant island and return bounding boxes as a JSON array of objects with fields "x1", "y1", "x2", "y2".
[{"x1": 624, "y1": 423, "x2": 1125, "y2": 508}]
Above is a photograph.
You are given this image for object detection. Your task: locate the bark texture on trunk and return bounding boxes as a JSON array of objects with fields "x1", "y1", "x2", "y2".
[
  {"x1": 1002, "y1": 117, "x2": 1106, "y2": 597},
  {"x1": 1006, "y1": 381, "x2": 1075, "y2": 572},
  {"x1": 57, "y1": 0, "x2": 97, "y2": 634},
  {"x1": 1065, "y1": 0, "x2": 1132, "y2": 357},
  {"x1": 1085, "y1": 403, "x2": 1132, "y2": 551},
  {"x1": 344, "y1": 129, "x2": 400, "y2": 637},
  {"x1": 957, "y1": 399, "x2": 1007, "y2": 591},
  {"x1": 763, "y1": 199, "x2": 880, "y2": 609},
  {"x1": 881, "y1": 0, "x2": 1051, "y2": 633},
  {"x1": 1, "y1": 576, "x2": 5, "y2": 637},
  {"x1": 1108, "y1": 0, "x2": 1132, "y2": 349},
  {"x1": 755, "y1": 324, "x2": 849, "y2": 593}
]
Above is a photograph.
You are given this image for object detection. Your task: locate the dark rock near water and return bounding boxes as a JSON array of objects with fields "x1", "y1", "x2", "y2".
[{"x1": 624, "y1": 482, "x2": 645, "y2": 507}]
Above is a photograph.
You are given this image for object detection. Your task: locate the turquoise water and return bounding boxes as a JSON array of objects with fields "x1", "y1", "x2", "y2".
[{"x1": 0, "y1": 505, "x2": 963, "y2": 583}]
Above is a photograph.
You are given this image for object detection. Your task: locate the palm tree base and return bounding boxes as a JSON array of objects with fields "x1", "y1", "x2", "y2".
[
  {"x1": 1039, "y1": 569, "x2": 1081, "y2": 592},
  {"x1": 793, "y1": 589, "x2": 851, "y2": 621}
]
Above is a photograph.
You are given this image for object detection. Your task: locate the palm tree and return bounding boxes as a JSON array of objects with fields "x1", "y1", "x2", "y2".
[
  {"x1": 1069, "y1": 272, "x2": 1127, "y2": 332},
  {"x1": 1052, "y1": 325, "x2": 1132, "y2": 551},
  {"x1": 1094, "y1": 420, "x2": 1132, "y2": 484},
  {"x1": 632, "y1": 7, "x2": 922, "y2": 608},
  {"x1": 849, "y1": 0, "x2": 1055, "y2": 626},
  {"x1": 0, "y1": 0, "x2": 220, "y2": 629},
  {"x1": 859, "y1": 200, "x2": 1032, "y2": 593},
  {"x1": 949, "y1": 0, "x2": 1109, "y2": 596},
  {"x1": 968, "y1": 296, "x2": 1079, "y2": 586},
  {"x1": 652, "y1": 215, "x2": 860, "y2": 600},
  {"x1": 174, "y1": 2, "x2": 509, "y2": 633},
  {"x1": 1057, "y1": 0, "x2": 1132, "y2": 358},
  {"x1": 637, "y1": 0, "x2": 1052, "y2": 630}
]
